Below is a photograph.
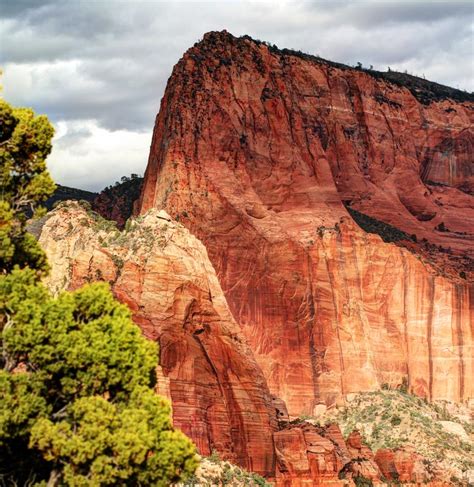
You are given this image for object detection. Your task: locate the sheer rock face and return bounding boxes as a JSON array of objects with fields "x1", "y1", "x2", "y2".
[
  {"x1": 38, "y1": 203, "x2": 277, "y2": 475},
  {"x1": 138, "y1": 31, "x2": 473, "y2": 412},
  {"x1": 38, "y1": 204, "x2": 452, "y2": 484}
]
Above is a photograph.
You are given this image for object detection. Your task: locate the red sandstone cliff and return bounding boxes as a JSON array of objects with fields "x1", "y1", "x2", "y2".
[
  {"x1": 38, "y1": 203, "x2": 451, "y2": 484},
  {"x1": 36, "y1": 31, "x2": 473, "y2": 484},
  {"x1": 138, "y1": 31, "x2": 473, "y2": 414}
]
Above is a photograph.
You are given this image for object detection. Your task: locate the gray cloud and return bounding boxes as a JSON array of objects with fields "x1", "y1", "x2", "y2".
[
  {"x1": 55, "y1": 125, "x2": 92, "y2": 149},
  {"x1": 334, "y1": 1, "x2": 473, "y2": 27},
  {"x1": 1, "y1": 0, "x2": 472, "y2": 190},
  {"x1": 2, "y1": 0, "x2": 472, "y2": 129}
]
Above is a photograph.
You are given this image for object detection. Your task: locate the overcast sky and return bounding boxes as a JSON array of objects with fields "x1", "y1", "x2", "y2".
[{"x1": 1, "y1": 0, "x2": 473, "y2": 192}]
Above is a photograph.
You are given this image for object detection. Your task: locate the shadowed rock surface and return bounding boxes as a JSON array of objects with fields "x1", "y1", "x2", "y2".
[{"x1": 92, "y1": 175, "x2": 144, "y2": 229}]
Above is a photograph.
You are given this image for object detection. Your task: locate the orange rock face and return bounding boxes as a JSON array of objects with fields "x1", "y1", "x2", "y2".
[
  {"x1": 139, "y1": 31, "x2": 473, "y2": 414},
  {"x1": 374, "y1": 448, "x2": 431, "y2": 484},
  {"x1": 36, "y1": 203, "x2": 387, "y2": 484},
  {"x1": 38, "y1": 203, "x2": 277, "y2": 476},
  {"x1": 38, "y1": 205, "x2": 451, "y2": 484},
  {"x1": 38, "y1": 32, "x2": 473, "y2": 484}
]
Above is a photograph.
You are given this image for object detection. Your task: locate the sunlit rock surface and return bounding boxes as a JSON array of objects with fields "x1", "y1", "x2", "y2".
[{"x1": 138, "y1": 31, "x2": 473, "y2": 413}]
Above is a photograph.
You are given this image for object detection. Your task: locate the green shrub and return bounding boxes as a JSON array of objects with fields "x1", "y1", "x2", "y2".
[
  {"x1": 0, "y1": 99, "x2": 198, "y2": 486},
  {"x1": 354, "y1": 475, "x2": 373, "y2": 487},
  {"x1": 391, "y1": 415, "x2": 402, "y2": 426}
]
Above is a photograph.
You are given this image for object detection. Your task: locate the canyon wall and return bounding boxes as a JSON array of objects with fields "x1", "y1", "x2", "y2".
[
  {"x1": 38, "y1": 203, "x2": 449, "y2": 484},
  {"x1": 138, "y1": 31, "x2": 473, "y2": 414},
  {"x1": 36, "y1": 31, "x2": 473, "y2": 483}
]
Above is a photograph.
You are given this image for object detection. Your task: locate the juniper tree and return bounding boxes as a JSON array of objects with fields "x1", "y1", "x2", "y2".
[
  {"x1": 0, "y1": 99, "x2": 198, "y2": 486},
  {"x1": 0, "y1": 99, "x2": 56, "y2": 276}
]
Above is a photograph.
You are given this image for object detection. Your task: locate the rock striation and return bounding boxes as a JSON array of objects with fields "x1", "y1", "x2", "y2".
[
  {"x1": 138, "y1": 31, "x2": 473, "y2": 414},
  {"x1": 37, "y1": 31, "x2": 474, "y2": 484},
  {"x1": 38, "y1": 203, "x2": 458, "y2": 484},
  {"x1": 38, "y1": 202, "x2": 277, "y2": 475}
]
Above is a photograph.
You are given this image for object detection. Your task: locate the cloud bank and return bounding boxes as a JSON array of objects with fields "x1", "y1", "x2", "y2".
[{"x1": 1, "y1": 0, "x2": 472, "y2": 191}]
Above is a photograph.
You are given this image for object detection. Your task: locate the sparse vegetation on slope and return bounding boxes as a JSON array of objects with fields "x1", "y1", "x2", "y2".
[
  {"x1": 345, "y1": 205, "x2": 414, "y2": 243},
  {"x1": 181, "y1": 453, "x2": 270, "y2": 487},
  {"x1": 309, "y1": 390, "x2": 473, "y2": 480},
  {"x1": 43, "y1": 201, "x2": 180, "y2": 294}
]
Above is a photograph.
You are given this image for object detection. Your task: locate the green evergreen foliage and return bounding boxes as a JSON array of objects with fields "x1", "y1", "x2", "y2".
[
  {"x1": 353, "y1": 475, "x2": 373, "y2": 487},
  {"x1": 344, "y1": 204, "x2": 413, "y2": 244},
  {"x1": 1, "y1": 273, "x2": 157, "y2": 400},
  {"x1": 30, "y1": 389, "x2": 196, "y2": 486},
  {"x1": 0, "y1": 100, "x2": 198, "y2": 485},
  {"x1": 0, "y1": 99, "x2": 56, "y2": 276},
  {"x1": 0, "y1": 274, "x2": 198, "y2": 485}
]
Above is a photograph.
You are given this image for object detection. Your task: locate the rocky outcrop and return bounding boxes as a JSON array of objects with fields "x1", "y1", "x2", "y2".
[
  {"x1": 273, "y1": 424, "x2": 382, "y2": 486},
  {"x1": 38, "y1": 202, "x2": 277, "y2": 476},
  {"x1": 92, "y1": 175, "x2": 143, "y2": 228},
  {"x1": 138, "y1": 31, "x2": 473, "y2": 413},
  {"x1": 310, "y1": 389, "x2": 473, "y2": 485},
  {"x1": 374, "y1": 448, "x2": 431, "y2": 484},
  {"x1": 273, "y1": 423, "x2": 348, "y2": 485},
  {"x1": 272, "y1": 425, "x2": 438, "y2": 485}
]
